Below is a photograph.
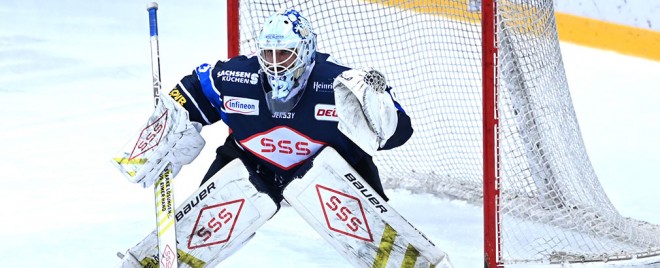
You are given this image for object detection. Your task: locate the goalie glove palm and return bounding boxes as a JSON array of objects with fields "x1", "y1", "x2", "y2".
[{"x1": 333, "y1": 67, "x2": 398, "y2": 155}]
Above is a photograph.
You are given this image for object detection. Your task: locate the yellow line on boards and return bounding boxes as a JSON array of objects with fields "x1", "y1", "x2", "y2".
[
  {"x1": 366, "y1": 0, "x2": 480, "y2": 23},
  {"x1": 556, "y1": 12, "x2": 660, "y2": 62},
  {"x1": 363, "y1": 0, "x2": 660, "y2": 61}
]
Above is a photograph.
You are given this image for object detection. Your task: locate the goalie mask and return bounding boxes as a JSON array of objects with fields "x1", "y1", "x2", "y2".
[{"x1": 257, "y1": 9, "x2": 317, "y2": 113}]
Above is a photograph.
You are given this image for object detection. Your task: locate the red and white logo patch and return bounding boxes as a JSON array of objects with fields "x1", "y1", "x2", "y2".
[
  {"x1": 187, "y1": 199, "x2": 245, "y2": 249},
  {"x1": 129, "y1": 109, "x2": 167, "y2": 159},
  {"x1": 161, "y1": 244, "x2": 176, "y2": 268},
  {"x1": 314, "y1": 104, "x2": 338, "y2": 122},
  {"x1": 240, "y1": 126, "x2": 326, "y2": 170},
  {"x1": 316, "y1": 184, "x2": 373, "y2": 242}
]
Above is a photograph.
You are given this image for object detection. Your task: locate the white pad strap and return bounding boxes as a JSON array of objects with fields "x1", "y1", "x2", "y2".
[
  {"x1": 333, "y1": 68, "x2": 398, "y2": 155},
  {"x1": 111, "y1": 96, "x2": 206, "y2": 187},
  {"x1": 120, "y1": 159, "x2": 278, "y2": 268},
  {"x1": 283, "y1": 147, "x2": 453, "y2": 268}
]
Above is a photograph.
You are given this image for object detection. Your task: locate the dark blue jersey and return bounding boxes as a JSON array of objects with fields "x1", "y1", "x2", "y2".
[{"x1": 167, "y1": 52, "x2": 413, "y2": 197}]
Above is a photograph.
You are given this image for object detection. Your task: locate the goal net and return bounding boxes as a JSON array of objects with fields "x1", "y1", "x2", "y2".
[{"x1": 229, "y1": 0, "x2": 660, "y2": 265}]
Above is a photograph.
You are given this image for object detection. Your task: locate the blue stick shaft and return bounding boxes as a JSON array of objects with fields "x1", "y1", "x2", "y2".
[{"x1": 148, "y1": 7, "x2": 158, "y2": 37}]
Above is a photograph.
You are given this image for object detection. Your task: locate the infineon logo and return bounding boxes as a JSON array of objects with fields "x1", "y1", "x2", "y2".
[{"x1": 223, "y1": 96, "x2": 259, "y2": 115}]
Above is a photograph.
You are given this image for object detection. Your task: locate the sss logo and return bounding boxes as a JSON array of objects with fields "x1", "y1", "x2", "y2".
[{"x1": 240, "y1": 126, "x2": 326, "y2": 170}]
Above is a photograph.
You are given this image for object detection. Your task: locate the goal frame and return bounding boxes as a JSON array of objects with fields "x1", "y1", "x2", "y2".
[{"x1": 481, "y1": 0, "x2": 501, "y2": 267}]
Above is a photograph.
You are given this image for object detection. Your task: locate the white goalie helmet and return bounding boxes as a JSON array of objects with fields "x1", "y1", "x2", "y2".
[{"x1": 257, "y1": 9, "x2": 317, "y2": 113}]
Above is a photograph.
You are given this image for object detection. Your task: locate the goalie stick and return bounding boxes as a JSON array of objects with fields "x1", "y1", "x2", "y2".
[
  {"x1": 116, "y1": 159, "x2": 278, "y2": 268},
  {"x1": 147, "y1": 2, "x2": 179, "y2": 267}
]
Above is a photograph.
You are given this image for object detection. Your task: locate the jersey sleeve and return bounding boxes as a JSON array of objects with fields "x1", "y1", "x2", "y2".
[
  {"x1": 165, "y1": 61, "x2": 225, "y2": 126},
  {"x1": 379, "y1": 88, "x2": 413, "y2": 150}
]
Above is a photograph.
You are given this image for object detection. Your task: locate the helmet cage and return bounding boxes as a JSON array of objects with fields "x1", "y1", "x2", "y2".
[
  {"x1": 258, "y1": 45, "x2": 301, "y2": 79},
  {"x1": 257, "y1": 9, "x2": 316, "y2": 103}
]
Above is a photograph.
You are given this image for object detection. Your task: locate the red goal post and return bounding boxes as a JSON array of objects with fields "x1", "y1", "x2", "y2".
[
  {"x1": 226, "y1": 0, "x2": 660, "y2": 267},
  {"x1": 481, "y1": 1, "x2": 499, "y2": 267}
]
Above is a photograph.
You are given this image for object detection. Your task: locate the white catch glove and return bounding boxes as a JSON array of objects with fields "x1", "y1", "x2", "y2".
[
  {"x1": 111, "y1": 95, "x2": 206, "y2": 188},
  {"x1": 333, "y1": 67, "x2": 398, "y2": 155}
]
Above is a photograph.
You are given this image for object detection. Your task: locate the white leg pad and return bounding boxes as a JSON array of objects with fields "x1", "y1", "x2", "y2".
[
  {"x1": 119, "y1": 159, "x2": 277, "y2": 268},
  {"x1": 283, "y1": 147, "x2": 454, "y2": 268}
]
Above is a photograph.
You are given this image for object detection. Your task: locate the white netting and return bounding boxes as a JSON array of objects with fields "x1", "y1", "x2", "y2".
[{"x1": 234, "y1": 0, "x2": 660, "y2": 265}]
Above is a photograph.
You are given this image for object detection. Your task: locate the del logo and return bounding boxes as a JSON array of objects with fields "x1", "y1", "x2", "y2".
[
  {"x1": 223, "y1": 96, "x2": 259, "y2": 115},
  {"x1": 187, "y1": 199, "x2": 245, "y2": 249},
  {"x1": 240, "y1": 126, "x2": 326, "y2": 170},
  {"x1": 129, "y1": 109, "x2": 167, "y2": 159},
  {"x1": 316, "y1": 184, "x2": 373, "y2": 241},
  {"x1": 314, "y1": 104, "x2": 338, "y2": 122}
]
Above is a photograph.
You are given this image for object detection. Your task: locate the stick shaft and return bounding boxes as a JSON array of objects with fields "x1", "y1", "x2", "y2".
[{"x1": 147, "y1": 3, "x2": 178, "y2": 268}]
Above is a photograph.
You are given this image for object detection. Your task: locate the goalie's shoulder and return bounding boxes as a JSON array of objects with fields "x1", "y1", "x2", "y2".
[
  {"x1": 190, "y1": 54, "x2": 260, "y2": 79},
  {"x1": 316, "y1": 53, "x2": 390, "y2": 84},
  {"x1": 314, "y1": 52, "x2": 349, "y2": 71},
  {"x1": 309, "y1": 52, "x2": 350, "y2": 84},
  {"x1": 214, "y1": 54, "x2": 261, "y2": 73}
]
